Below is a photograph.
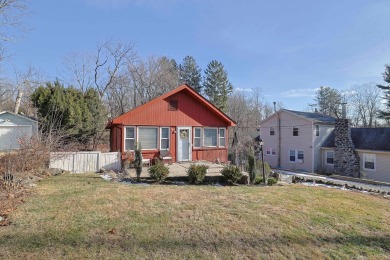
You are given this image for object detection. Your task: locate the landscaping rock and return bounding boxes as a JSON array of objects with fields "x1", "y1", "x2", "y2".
[
  {"x1": 99, "y1": 168, "x2": 106, "y2": 173},
  {"x1": 108, "y1": 170, "x2": 117, "y2": 179},
  {"x1": 47, "y1": 168, "x2": 64, "y2": 176},
  {"x1": 239, "y1": 174, "x2": 249, "y2": 185}
]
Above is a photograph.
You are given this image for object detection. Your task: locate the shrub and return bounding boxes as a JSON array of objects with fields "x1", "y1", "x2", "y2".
[
  {"x1": 148, "y1": 161, "x2": 169, "y2": 182},
  {"x1": 220, "y1": 165, "x2": 242, "y2": 184},
  {"x1": 267, "y1": 177, "x2": 278, "y2": 186},
  {"x1": 254, "y1": 176, "x2": 264, "y2": 185},
  {"x1": 134, "y1": 144, "x2": 143, "y2": 182},
  {"x1": 256, "y1": 160, "x2": 272, "y2": 178},
  {"x1": 247, "y1": 152, "x2": 256, "y2": 184},
  {"x1": 187, "y1": 164, "x2": 209, "y2": 184}
]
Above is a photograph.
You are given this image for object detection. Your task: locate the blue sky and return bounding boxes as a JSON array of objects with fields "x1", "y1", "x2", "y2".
[{"x1": 3, "y1": 0, "x2": 390, "y2": 110}]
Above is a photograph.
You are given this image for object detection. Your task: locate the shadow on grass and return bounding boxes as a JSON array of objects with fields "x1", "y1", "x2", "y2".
[{"x1": 1, "y1": 231, "x2": 389, "y2": 255}]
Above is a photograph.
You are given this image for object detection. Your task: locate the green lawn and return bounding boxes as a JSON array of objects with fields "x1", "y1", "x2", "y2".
[{"x1": 1, "y1": 174, "x2": 389, "y2": 259}]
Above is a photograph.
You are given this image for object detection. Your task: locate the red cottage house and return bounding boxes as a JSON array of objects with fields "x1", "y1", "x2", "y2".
[{"x1": 106, "y1": 85, "x2": 236, "y2": 163}]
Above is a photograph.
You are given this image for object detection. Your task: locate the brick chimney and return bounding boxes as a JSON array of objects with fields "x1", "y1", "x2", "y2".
[{"x1": 334, "y1": 118, "x2": 360, "y2": 177}]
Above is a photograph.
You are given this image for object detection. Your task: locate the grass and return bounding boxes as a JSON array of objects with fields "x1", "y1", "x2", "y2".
[{"x1": 1, "y1": 174, "x2": 389, "y2": 259}]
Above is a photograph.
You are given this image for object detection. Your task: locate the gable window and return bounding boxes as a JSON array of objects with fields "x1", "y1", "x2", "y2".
[
  {"x1": 289, "y1": 150, "x2": 296, "y2": 162},
  {"x1": 160, "y1": 127, "x2": 170, "y2": 150},
  {"x1": 293, "y1": 125, "x2": 299, "y2": 136},
  {"x1": 168, "y1": 100, "x2": 178, "y2": 111},
  {"x1": 363, "y1": 154, "x2": 376, "y2": 170},
  {"x1": 326, "y1": 151, "x2": 334, "y2": 165},
  {"x1": 219, "y1": 128, "x2": 226, "y2": 147},
  {"x1": 315, "y1": 125, "x2": 319, "y2": 136},
  {"x1": 125, "y1": 127, "x2": 135, "y2": 151},
  {"x1": 204, "y1": 128, "x2": 217, "y2": 147},
  {"x1": 270, "y1": 126, "x2": 275, "y2": 136},
  {"x1": 194, "y1": 128, "x2": 202, "y2": 148},
  {"x1": 138, "y1": 127, "x2": 158, "y2": 150}
]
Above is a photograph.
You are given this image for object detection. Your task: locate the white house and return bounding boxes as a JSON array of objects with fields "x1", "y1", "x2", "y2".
[
  {"x1": 259, "y1": 109, "x2": 335, "y2": 173},
  {"x1": 0, "y1": 111, "x2": 38, "y2": 151}
]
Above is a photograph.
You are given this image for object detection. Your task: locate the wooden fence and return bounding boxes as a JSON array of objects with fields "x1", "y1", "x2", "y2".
[{"x1": 49, "y1": 151, "x2": 121, "y2": 173}]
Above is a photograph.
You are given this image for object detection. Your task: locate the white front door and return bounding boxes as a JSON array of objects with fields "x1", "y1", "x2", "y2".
[{"x1": 177, "y1": 127, "x2": 192, "y2": 161}]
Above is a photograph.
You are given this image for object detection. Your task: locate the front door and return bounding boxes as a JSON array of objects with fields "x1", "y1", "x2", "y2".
[{"x1": 177, "y1": 127, "x2": 192, "y2": 161}]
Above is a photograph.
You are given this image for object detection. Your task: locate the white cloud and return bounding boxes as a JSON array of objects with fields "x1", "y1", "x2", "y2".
[
  {"x1": 235, "y1": 87, "x2": 253, "y2": 92},
  {"x1": 281, "y1": 88, "x2": 319, "y2": 98}
]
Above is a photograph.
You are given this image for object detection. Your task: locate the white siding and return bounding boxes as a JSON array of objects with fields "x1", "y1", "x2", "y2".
[
  {"x1": 313, "y1": 125, "x2": 334, "y2": 172},
  {"x1": 358, "y1": 150, "x2": 390, "y2": 183}
]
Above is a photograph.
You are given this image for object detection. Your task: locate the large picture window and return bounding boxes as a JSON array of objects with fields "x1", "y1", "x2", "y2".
[
  {"x1": 160, "y1": 127, "x2": 170, "y2": 150},
  {"x1": 363, "y1": 153, "x2": 376, "y2": 170},
  {"x1": 125, "y1": 127, "x2": 135, "y2": 151},
  {"x1": 138, "y1": 127, "x2": 158, "y2": 150},
  {"x1": 204, "y1": 128, "x2": 217, "y2": 147},
  {"x1": 219, "y1": 128, "x2": 226, "y2": 147}
]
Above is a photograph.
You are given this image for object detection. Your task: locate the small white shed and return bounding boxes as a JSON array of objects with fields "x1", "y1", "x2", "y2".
[{"x1": 0, "y1": 111, "x2": 38, "y2": 151}]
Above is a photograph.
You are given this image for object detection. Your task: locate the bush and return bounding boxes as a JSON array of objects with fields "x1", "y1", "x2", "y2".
[
  {"x1": 187, "y1": 164, "x2": 209, "y2": 184},
  {"x1": 254, "y1": 176, "x2": 264, "y2": 185},
  {"x1": 256, "y1": 161, "x2": 272, "y2": 178},
  {"x1": 220, "y1": 165, "x2": 242, "y2": 184},
  {"x1": 267, "y1": 177, "x2": 278, "y2": 186},
  {"x1": 148, "y1": 161, "x2": 169, "y2": 182}
]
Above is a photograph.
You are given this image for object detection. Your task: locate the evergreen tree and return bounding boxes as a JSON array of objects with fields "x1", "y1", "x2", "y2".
[
  {"x1": 377, "y1": 64, "x2": 390, "y2": 119},
  {"x1": 179, "y1": 56, "x2": 202, "y2": 93},
  {"x1": 31, "y1": 80, "x2": 105, "y2": 148},
  {"x1": 203, "y1": 60, "x2": 233, "y2": 112},
  {"x1": 312, "y1": 86, "x2": 342, "y2": 117}
]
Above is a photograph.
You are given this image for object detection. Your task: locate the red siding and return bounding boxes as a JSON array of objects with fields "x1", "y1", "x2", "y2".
[{"x1": 116, "y1": 91, "x2": 226, "y2": 127}]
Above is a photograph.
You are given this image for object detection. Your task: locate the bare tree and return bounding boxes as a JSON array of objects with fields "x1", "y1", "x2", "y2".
[
  {"x1": 61, "y1": 52, "x2": 94, "y2": 92},
  {"x1": 94, "y1": 40, "x2": 137, "y2": 100},
  {"x1": 129, "y1": 56, "x2": 179, "y2": 107},
  {"x1": 347, "y1": 83, "x2": 382, "y2": 127},
  {"x1": 0, "y1": 0, "x2": 29, "y2": 64}
]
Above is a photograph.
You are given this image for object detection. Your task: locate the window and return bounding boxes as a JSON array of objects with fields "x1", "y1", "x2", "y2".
[
  {"x1": 266, "y1": 147, "x2": 276, "y2": 156},
  {"x1": 204, "y1": 128, "x2": 217, "y2": 147},
  {"x1": 289, "y1": 150, "x2": 296, "y2": 162},
  {"x1": 194, "y1": 128, "x2": 202, "y2": 148},
  {"x1": 293, "y1": 125, "x2": 299, "y2": 136},
  {"x1": 124, "y1": 127, "x2": 135, "y2": 151},
  {"x1": 168, "y1": 100, "x2": 178, "y2": 111},
  {"x1": 138, "y1": 127, "x2": 158, "y2": 150},
  {"x1": 270, "y1": 126, "x2": 275, "y2": 136},
  {"x1": 326, "y1": 151, "x2": 334, "y2": 165},
  {"x1": 315, "y1": 125, "x2": 319, "y2": 136},
  {"x1": 298, "y1": 150, "x2": 304, "y2": 162},
  {"x1": 219, "y1": 128, "x2": 226, "y2": 147},
  {"x1": 160, "y1": 127, "x2": 170, "y2": 150},
  {"x1": 363, "y1": 154, "x2": 376, "y2": 170}
]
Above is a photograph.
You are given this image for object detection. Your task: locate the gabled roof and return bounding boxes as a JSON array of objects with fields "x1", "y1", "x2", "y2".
[
  {"x1": 0, "y1": 111, "x2": 38, "y2": 123},
  {"x1": 322, "y1": 128, "x2": 390, "y2": 152},
  {"x1": 260, "y1": 109, "x2": 336, "y2": 125},
  {"x1": 108, "y1": 84, "x2": 236, "y2": 127},
  {"x1": 283, "y1": 109, "x2": 336, "y2": 124}
]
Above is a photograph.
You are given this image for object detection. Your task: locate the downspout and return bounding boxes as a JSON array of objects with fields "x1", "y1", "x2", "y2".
[{"x1": 274, "y1": 102, "x2": 281, "y2": 168}]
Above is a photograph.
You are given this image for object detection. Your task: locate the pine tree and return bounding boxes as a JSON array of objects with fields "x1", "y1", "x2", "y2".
[
  {"x1": 313, "y1": 86, "x2": 342, "y2": 117},
  {"x1": 377, "y1": 64, "x2": 390, "y2": 119},
  {"x1": 203, "y1": 60, "x2": 233, "y2": 112},
  {"x1": 179, "y1": 56, "x2": 202, "y2": 93}
]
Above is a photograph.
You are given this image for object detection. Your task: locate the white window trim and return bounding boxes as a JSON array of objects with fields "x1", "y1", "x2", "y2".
[
  {"x1": 292, "y1": 125, "x2": 299, "y2": 136},
  {"x1": 193, "y1": 127, "x2": 202, "y2": 149},
  {"x1": 124, "y1": 126, "x2": 136, "y2": 151},
  {"x1": 203, "y1": 127, "x2": 218, "y2": 148},
  {"x1": 219, "y1": 128, "x2": 226, "y2": 147},
  {"x1": 270, "y1": 126, "x2": 275, "y2": 136},
  {"x1": 137, "y1": 126, "x2": 159, "y2": 150},
  {"x1": 289, "y1": 150, "x2": 296, "y2": 163},
  {"x1": 325, "y1": 151, "x2": 334, "y2": 165},
  {"x1": 160, "y1": 127, "x2": 170, "y2": 151},
  {"x1": 363, "y1": 153, "x2": 376, "y2": 171}
]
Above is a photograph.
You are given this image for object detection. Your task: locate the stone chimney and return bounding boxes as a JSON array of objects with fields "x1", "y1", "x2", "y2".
[{"x1": 334, "y1": 119, "x2": 360, "y2": 177}]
